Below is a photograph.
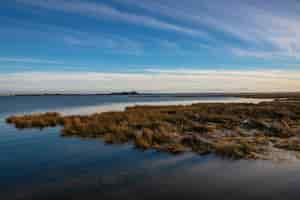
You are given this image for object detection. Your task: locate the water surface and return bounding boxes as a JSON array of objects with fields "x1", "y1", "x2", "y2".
[{"x1": 0, "y1": 95, "x2": 299, "y2": 200}]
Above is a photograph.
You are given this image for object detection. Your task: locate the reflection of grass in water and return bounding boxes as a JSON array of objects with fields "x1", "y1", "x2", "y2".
[
  {"x1": 40, "y1": 98, "x2": 271, "y2": 116},
  {"x1": 6, "y1": 100, "x2": 300, "y2": 160},
  {"x1": 0, "y1": 117, "x2": 6, "y2": 126}
]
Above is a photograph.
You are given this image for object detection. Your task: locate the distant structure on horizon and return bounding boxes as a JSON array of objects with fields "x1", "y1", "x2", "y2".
[{"x1": 108, "y1": 91, "x2": 140, "y2": 95}]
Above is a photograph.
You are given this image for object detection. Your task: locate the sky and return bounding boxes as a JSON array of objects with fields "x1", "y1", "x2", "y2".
[{"x1": 1, "y1": 0, "x2": 300, "y2": 93}]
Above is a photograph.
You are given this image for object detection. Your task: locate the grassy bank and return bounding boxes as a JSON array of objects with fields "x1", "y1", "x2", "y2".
[{"x1": 6, "y1": 100, "x2": 300, "y2": 159}]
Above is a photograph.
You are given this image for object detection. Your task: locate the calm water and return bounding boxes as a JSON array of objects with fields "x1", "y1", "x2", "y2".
[{"x1": 0, "y1": 95, "x2": 299, "y2": 200}]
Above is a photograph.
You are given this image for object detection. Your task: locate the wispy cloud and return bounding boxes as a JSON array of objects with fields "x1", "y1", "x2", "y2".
[
  {"x1": 1, "y1": 17, "x2": 145, "y2": 55},
  {"x1": 117, "y1": 0, "x2": 300, "y2": 60},
  {"x1": 2, "y1": 17, "x2": 205, "y2": 56},
  {"x1": 0, "y1": 57, "x2": 94, "y2": 71},
  {"x1": 229, "y1": 48, "x2": 276, "y2": 59},
  {"x1": 17, "y1": 0, "x2": 209, "y2": 38},
  {"x1": 144, "y1": 68, "x2": 300, "y2": 80},
  {"x1": 62, "y1": 35, "x2": 143, "y2": 55},
  {"x1": 0, "y1": 57, "x2": 64, "y2": 64},
  {"x1": 1, "y1": 70, "x2": 299, "y2": 94},
  {"x1": 3, "y1": 0, "x2": 300, "y2": 90},
  {"x1": 15, "y1": 0, "x2": 300, "y2": 60}
]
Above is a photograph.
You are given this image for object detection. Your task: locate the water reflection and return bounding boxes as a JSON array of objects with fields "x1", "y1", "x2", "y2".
[
  {"x1": 8, "y1": 151, "x2": 300, "y2": 200},
  {"x1": 31, "y1": 97, "x2": 272, "y2": 116},
  {"x1": 0, "y1": 96, "x2": 299, "y2": 200}
]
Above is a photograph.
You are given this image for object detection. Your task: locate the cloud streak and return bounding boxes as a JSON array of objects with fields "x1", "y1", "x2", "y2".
[
  {"x1": 1, "y1": 70, "x2": 299, "y2": 94},
  {"x1": 118, "y1": 0, "x2": 300, "y2": 60},
  {"x1": 0, "y1": 57, "x2": 64, "y2": 64},
  {"x1": 15, "y1": 0, "x2": 300, "y2": 60},
  {"x1": 17, "y1": 0, "x2": 209, "y2": 38}
]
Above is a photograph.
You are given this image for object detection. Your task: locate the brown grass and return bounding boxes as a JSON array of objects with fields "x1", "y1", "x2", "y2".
[
  {"x1": 6, "y1": 101, "x2": 300, "y2": 159},
  {"x1": 6, "y1": 112, "x2": 63, "y2": 129}
]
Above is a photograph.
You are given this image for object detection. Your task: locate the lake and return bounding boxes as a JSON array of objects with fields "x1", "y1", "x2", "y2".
[{"x1": 0, "y1": 95, "x2": 299, "y2": 200}]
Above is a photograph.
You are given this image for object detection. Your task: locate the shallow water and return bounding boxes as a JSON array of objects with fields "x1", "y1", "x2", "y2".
[{"x1": 0, "y1": 95, "x2": 299, "y2": 200}]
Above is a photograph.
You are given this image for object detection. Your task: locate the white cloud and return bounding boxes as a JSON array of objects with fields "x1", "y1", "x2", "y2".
[
  {"x1": 62, "y1": 35, "x2": 143, "y2": 55},
  {"x1": 0, "y1": 57, "x2": 64, "y2": 64},
  {"x1": 1, "y1": 70, "x2": 299, "y2": 94},
  {"x1": 118, "y1": 0, "x2": 300, "y2": 60},
  {"x1": 17, "y1": 0, "x2": 209, "y2": 38},
  {"x1": 15, "y1": 0, "x2": 300, "y2": 59},
  {"x1": 229, "y1": 48, "x2": 275, "y2": 59}
]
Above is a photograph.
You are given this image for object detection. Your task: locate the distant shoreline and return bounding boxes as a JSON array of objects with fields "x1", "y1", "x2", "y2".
[{"x1": 1, "y1": 92, "x2": 300, "y2": 99}]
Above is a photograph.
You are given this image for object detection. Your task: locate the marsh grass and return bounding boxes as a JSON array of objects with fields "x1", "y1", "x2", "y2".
[
  {"x1": 6, "y1": 101, "x2": 300, "y2": 159},
  {"x1": 6, "y1": 112, "x2": 63, "y2": 129}
]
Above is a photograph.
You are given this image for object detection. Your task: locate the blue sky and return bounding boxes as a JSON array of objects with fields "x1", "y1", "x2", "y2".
[{"x1": 1, "y1": 0, "x2": 300, "y2": 93}]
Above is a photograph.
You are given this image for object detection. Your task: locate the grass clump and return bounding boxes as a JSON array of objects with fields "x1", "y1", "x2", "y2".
[
  {"x1": 134, "y1": 135, "x2": 151, "y2": 149},
  {"x1": 214, "y1": 141, "x2": 255, "y2": 159},
  {"x1": 6, "y1": 112, "x2": 62, "y2": 129},
  {"x1": 274, "y1": 139, "x2": 300, "y2": 151},
  {"x1": 165, "y1": 143, "x2": 187, "y2": 154},
  {"x1": 6, "y1": 100, "x2": 300, "y2": 160}
]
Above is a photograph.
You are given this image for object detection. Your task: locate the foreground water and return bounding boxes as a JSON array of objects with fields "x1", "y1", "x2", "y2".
[{"x1": 0, "y1": 95, "x2": 299, "y2": 200}]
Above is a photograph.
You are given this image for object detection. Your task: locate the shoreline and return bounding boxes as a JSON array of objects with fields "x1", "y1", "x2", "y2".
[
  {"x1": 6, "y1": 98, "x2": 300, "y2": 160},
  {"x1": 1, "y1": 92, "x2": 300, "y2": 99}
]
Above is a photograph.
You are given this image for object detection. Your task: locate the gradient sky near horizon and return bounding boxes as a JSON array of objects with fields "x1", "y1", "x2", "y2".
[{"x1": 1, "y1": 0, "x2": 300, "y2": 93}]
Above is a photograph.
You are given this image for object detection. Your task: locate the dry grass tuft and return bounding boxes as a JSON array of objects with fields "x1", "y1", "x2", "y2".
[{"x1": 6, "y1": 100, "x2": 300, "y2": 159}]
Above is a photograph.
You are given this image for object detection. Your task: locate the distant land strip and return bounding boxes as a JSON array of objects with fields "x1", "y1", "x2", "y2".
[{"x1": 1, "y1": 92, "x2": 300, "y2": 99}]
